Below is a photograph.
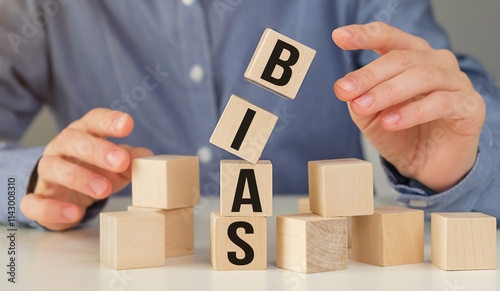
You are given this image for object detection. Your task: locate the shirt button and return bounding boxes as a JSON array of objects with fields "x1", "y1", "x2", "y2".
[
  {"x1": 182, "y1": 0, "x2": 195, "y2": 6},
  {"x1": 189, "y1": 64, "x2": 204, "y2": 83},
  {"x1": 197, "y1": 146, "x2": 213, "y2": 164}
]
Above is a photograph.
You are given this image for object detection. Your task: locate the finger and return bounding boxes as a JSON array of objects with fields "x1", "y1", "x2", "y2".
[
  {"x1": 122, "y1": 146, "x2": 154, "y2": 178},
  {"x1": 47, "y1": 128, "x2": 130, "y2": 172},
  {"x1": 38, "y1": 155, "x2": 112, "y2": 199},
  {"x1": 69, "y1": 108, "x2": 134, "y2": 139},
  {"x1": 20, "y1": 194, "x2": 83, "y2": 225},
  {"x1": 335, "y1": 50, "x2": 446, "y2": 101},
  {"x1": 332, "y1": 22, "x2": 431, "y2": 55},
  {"x1": 380, "y1": 91, "x2": 457, "y2": 131},
  {"x1": 349, "y1": 66, "x2": 465, "y2": 117},
  {"x1": 87, "y1": 146, "x2": 154, "y2": 194}
]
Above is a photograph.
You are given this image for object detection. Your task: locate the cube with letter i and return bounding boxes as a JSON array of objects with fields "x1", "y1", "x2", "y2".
[{"x1": 210, "y1": 94, "x2": 278, "y2": 164}]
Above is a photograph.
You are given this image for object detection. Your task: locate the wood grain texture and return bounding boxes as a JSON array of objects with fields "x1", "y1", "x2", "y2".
[
  {"x1": 209, "y1": 94, "x2": 278, "y2": 164},
  {"x1": 298, "y1": 197, "x2": 311, "y2": 214},
  {"x1": 309, "y1": 158, "x2": 374, "y2": 217},
  {"x1": 351, "y1": 206, "x2": 424, "y2": 267},
  {"x1": 431, "y1": 212, "x2": 496, "y2": 270},
  {"x1": 244, "y1": 28, "x2": 316, "y2": 100},
  {"x1": 210, "y1": 211, "x2": 267, "y2": 271},
  {"x1": 127, "y1": 206, "x2": 194, "y2": 258},
  {"x1": 298, "y1": 197, "x2": 352, "y2": 249},
  {"x1": 132, "y1": 155, "x2": 199, "y2": 209},
  {"x1": 100, "y1": 211, "x2": 165, "y2": 270},
  {"x1": 220, "y1": 160, "x2": 272, "y2": 217},
  {"x1": 276, "y1": 214, "x2": 347, "y2": 274}
]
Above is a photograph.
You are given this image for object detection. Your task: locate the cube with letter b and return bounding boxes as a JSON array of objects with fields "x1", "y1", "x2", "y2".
[{"x1": 244, "y1": 28, "x2": 316, "y2": 100}]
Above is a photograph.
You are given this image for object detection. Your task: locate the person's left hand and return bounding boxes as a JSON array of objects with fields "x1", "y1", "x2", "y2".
[{"x1": 332, "y1": 22, "x2": 486, "y2": 192}]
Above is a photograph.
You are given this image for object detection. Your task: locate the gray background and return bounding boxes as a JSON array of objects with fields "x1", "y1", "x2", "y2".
[{"x1": 18, "y1": 0, "x2": 500, "y2": 196}]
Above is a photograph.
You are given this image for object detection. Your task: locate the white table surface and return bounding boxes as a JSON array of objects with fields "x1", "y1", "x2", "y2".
[{"x1": 1, "y1": 195, "x2": 499, "y2": 291}]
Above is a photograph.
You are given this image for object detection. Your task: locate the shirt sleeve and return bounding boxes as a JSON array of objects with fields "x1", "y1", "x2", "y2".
[
  {"x1": 354, "y1": 0, "x2": 500, "y2": 221},
  {"x1": 0, "y1": 1, "x2": 48, "y2": 227}
]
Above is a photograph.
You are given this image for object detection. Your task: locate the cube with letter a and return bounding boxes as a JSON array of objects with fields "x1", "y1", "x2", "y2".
[{"x1": 220, "y1": 160, "x2": 273, "y2": 217}]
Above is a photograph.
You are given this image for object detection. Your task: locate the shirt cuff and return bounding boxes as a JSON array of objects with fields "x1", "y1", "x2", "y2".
[
  {"x1": 0, "y1": 143, "x2": 45, "y2": 228},
  {"x1": 383, "y1": 125, "x2": 496, "y2": 218}
]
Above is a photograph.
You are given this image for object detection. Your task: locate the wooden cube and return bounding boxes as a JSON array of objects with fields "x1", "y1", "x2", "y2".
[
  {"x1": 299, "y1": 197, "x2": 353, "y2": 248},
  {"x1": 127, "y1": 206, "x2": 194, "y2": 258},
  {"x1": 276, "y1": 214, "x2": 347, "y2": 274},
  {"x1": 298, "y1": 197, "x2": 311, "y2": 213},
  {"x1": 431, "y1": 212, "x2": 496, "y2": 271},
  {"x1": 210, "y1": 211, "x2": 267, "y2": 271},
  {"x1": 100, "y1": 211, "x2": 165, "y2": 270},
  {"x1": 220, "y1": 160, "x2": 272, "y2": 217},
  {"x1": 210, "y1": 94, "x2": 278, "y2": 164},
  {"x1": 244, "y1": 28, "x2": 316, "y2": 100},
  {"x1": 309, "y1": 158, "x2": 374, "y2": 217},
  {"x1": 132, "y1": 155, "x2": 199, "y2": 209},
  {"x1": 351, "y1": 206, "x2": 424, "y2": 267}
]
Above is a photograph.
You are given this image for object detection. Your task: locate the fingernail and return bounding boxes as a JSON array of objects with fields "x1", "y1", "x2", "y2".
[
  {"x1": 107, "y1": 150, "x2": 125, "y2": 168},
  {"x1": 62, "y1": 206, "x2": 79, "y2": 221},
  {"x1": 383, "y1": 112, "x2": 401, "y2": 125},
  {"x1": 354, "y1": 94, "x2": 373, "y2": 109},
  {"x1": 337, "y1": 78, "x2": 358, "y2": 93},
  {"x1": 90, "y1": 177, "x2": 108, "y2": 196},
  {"x1": 335, "y1": 28, "x2": 354, "y2": 39},
  {"x1": 112, "y1": 115, "x2": 128, "y2": 131}
]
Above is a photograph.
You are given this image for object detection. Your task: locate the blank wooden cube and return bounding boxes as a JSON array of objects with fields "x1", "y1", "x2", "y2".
[
  {"x1": 431, "y1": 212, "x2": 496, "y2": 271},
  {"x1": 351, "y1": 206, "x2": 424, "y2": 267},
  {"x1": 298, "y1": 197, "x2": 311, "y2": 213},
  {"x1": 309, "y1": 158, "x2": 374, "y2": 217},
  {"x1": 277, "y1": 214, "x2": 347, "y2": 274},
  {"x1": 132, "y1": 155, "x2": 199, "y2": 209},
  {"x1": 298, "y1": 197, "x2": 353, "y2": 249},
  {"x1": 210, "y1": 211, "x2": 267, "y2": 271},
  {"x1": 210, "y1": 94, "x2": 278, "y2": 164},
  {"x1": 100, "y1": 211, "x2": 165, "y2": 270},
  {"x1": 127, "y1": 206, "x2": 194, "y2": 258},
  {"x1": 244, "y1": 28, "x2": 316, "y2": 100},
  {"x1": 220, "y1": 160, "x2": 272, "y2": 217}
]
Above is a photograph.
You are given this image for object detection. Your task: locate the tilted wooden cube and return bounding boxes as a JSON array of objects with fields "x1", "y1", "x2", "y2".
[
  {"x1": 220, "y1": 160, "x2": 272, "y2": 217},
  {"x1": 209, "y1": 94, "x2": 278, "y2": 164},
  {"x1": 128, "y1": 206, "x2": 194, "y2": 258},
  {"x1": 244, "y1": 28, "x2": 316, "y2": 100},
  {"x1": 210, "y1": 211, "x2": 267, "y2": 271},
  {"x1": 431, "y1": 212, "x2": 496, "y2": 270},
  {"x1": 100, "y1": 211, "x2": 165, "y2": 270},
  {"x1": 276, "y1": 213, "x2": 347, "y2": 274},
  {"x1": 132, "y1": 155, "x2": 199, "y2": 209},
  {"x1": 351, "y1": 206, "x2": 424, "y2": 267},
  {"x1": 309, "y1": 158, "x2": 374, "y2": 217}
]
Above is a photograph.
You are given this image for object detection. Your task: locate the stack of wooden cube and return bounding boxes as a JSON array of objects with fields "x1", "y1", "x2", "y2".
[
  {"x1": 100, "y1": 155, "x2": 199, "y2": 270},
  {"x1": 210, "y1": 160, "x2": 273, "y2": 270},
  {"x1": 280, "y1": 158, "x2": 426, "y2": 273},
  {"x1": 208, "y1": 28, "x2": 316, "y2": 271}
]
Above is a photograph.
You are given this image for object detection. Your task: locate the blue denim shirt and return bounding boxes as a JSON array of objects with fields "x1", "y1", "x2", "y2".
[{"x1": 0, "y1": 0, "x2": 499, "y2": 228}]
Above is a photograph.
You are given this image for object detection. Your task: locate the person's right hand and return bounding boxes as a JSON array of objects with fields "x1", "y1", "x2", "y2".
[{"x1": 20, "y1": 108, "x2": 153, "y2": 231}]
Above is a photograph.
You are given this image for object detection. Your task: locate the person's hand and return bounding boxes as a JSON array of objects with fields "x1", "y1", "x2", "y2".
[
  {"x1": 332, "y1": 22, "x2": 486, "y2": 192},
  {"x1": 20, "y1": 108, "x2": 153, "y2": 230}
]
